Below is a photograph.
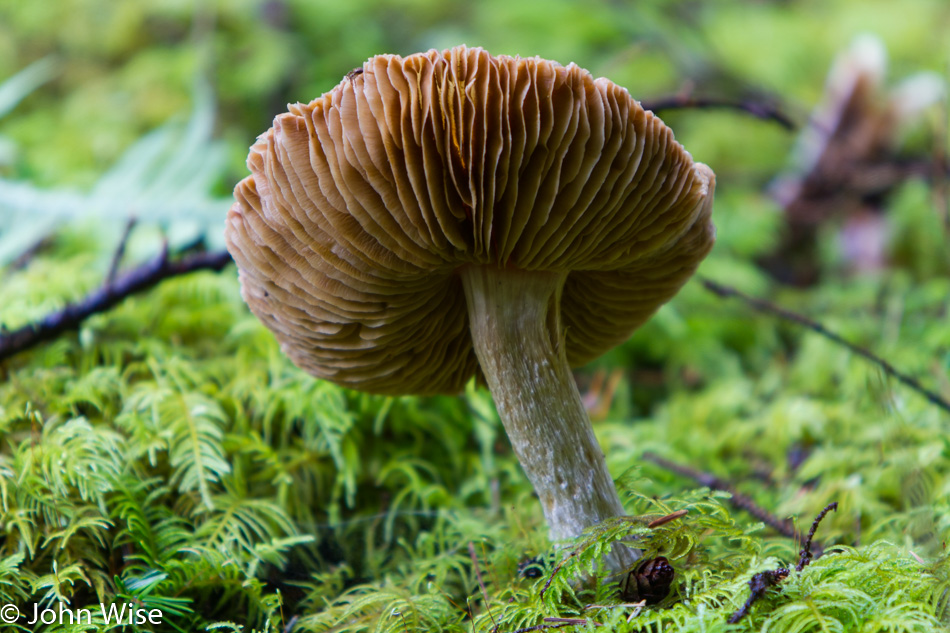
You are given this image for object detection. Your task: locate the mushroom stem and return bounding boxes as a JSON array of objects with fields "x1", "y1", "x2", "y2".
[{"x1": 461, "y1": 266, "x2": 637, "y2": 573}]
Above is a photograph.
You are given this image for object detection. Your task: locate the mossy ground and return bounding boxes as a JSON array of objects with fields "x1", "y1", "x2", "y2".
[
  {"x1": 2, "y1": 1, "x2": 950, "y2": 631},
  {"x1": 2, "y1": 234, "x2": 948, "y2": 631}
]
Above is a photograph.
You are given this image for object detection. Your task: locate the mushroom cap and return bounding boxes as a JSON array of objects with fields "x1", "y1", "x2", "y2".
[{"x1": 226, "y1": 46, "x2": 716, "y2": 395}]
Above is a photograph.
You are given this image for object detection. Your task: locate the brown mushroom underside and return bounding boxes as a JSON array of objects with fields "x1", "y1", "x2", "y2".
[{"x1": 226, "y1": 46, "x2": 715, "y2": 395}]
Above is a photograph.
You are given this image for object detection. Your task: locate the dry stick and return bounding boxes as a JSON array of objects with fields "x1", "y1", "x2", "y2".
[
  {"x1": 728, "y1": 501, "x2": 839, "y2": 624},
  {"x1": 796, "y1": 502, "x2": 838, "y2": 571},
  {"x1": 0, "y1": 249, "x2": 233, "y2": 362},
  {"x1": 642, "y1": 452, "x2": 798, "y2": 541},
  {"x1": 506, "y1": 622, "x2": 576, "y2": 633},
  {"x1": 726, "y1": 567, "x2": 790, "y2": 624},
  {"x1": 106, "y1": 217, "x2": 138, "y2": 287},
  {"x1": 646, "y1": 509, "x2": 688, "y2": 529},
  {"x1": 7, "y1": 233, "x2": 57, "y2": 272},
  {"x1": 699, "y1": 277, "x2": 950, "y2": 416},
  {"x1": 507, "y1": 618, "x2": 606, "y2": 633},
  {"x1": 640, "y1": 95, "x2": 798, "y2": 130},
  {"x1": 543, "y1": 617, "x2": 603, "y2": 627}
]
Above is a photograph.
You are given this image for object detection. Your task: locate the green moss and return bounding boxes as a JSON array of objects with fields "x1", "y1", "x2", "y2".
[{"x1": 1, "y1": 222, "x2": 948, "y2": 630}]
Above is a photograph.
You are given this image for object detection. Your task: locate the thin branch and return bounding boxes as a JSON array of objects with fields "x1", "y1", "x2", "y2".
[
  {"x1": 106, "y1": 217, "x2": 137, "y2": 286},
  {"x1": 543, "y1": 617, "x2": 602, "y2": 627},
  {"x1": 538, "y1": 548, "x2": 579, "y2": 599},
  {"x1": 7, "y1": 233, "x2": 56, "y2": 272},
  {"x1": 640, "y1": 94, "x2": 798, "y2": 130},
  {"x1": 0, "y1": 249, "x2": 233, "y2": 362},
  {"x1": 796, "y1": 502, "x2": 838, "y2": 571},
  {"x1": 509, "y1": 618, "x2": 605, "y2": 632},
  {"x1": 646, "y1": 509, "x2": 688, "y2": 529},
  {"x1": 642, "y1": 451, "x2": 798, "y2": 541},
  {"x1": 506, "y1": 622, "x2": 575, "y2": 633},
  {"x1": 726, "y1": 567, "x2": 790, "y2": 624},
  {"x1": 699, "y1": 277, "x2": 950, "y2": 415},
  {"x1": 728, "y1": 502, "x2": 837, "y2": 623}
]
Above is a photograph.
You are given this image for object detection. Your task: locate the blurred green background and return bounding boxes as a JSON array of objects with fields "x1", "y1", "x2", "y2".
[{"x1": 2, "y1": 0, "x2": 947, "y2": 188}]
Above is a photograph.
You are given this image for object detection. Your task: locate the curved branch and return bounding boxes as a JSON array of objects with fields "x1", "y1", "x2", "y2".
[
  {"x1": 700, "y1": 277, "x2": 950, "y2": 415},
  {"x1": 0, "y1": 249, "x2": 233, "y2": 362},
  {"x1": 640, "y1": 94, "x2": 798, "y2": 130}
]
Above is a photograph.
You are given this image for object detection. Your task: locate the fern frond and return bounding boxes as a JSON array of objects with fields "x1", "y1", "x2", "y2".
[
  {"x1": 0, "y1": 57, "x2": 57, "y2": 168},
  {"x1": 30, "y1": 560, "x2": 92, "y2": 605},
  {"x1": 0, "y1": 552, "x2": 30, "y2": 605},
  {"x1": 0, "y1": 79, "x2": 228, "y2": 265},
  {"x1": 120, "y1": 376, "x2": 230, "y2": 509}
]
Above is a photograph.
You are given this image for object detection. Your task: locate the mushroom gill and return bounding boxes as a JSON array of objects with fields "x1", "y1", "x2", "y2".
[{"x1": 226, "y1": 46, "x2": 715, "y2": 573}]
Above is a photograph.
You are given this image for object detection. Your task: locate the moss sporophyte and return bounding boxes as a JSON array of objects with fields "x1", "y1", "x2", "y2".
[{"x1": 225, "y1": 46, "x2": 715, "y2": 575}]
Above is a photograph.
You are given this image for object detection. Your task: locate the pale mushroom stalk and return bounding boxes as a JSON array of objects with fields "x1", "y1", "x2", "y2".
[{"x1": 462, "y1": 266, "x2": 636, "y2": 570}]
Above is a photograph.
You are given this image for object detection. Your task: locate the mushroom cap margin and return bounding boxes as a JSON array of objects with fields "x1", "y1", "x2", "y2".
[{"x1": 225, "y1": 46, "x2": 716, "y2": 395}]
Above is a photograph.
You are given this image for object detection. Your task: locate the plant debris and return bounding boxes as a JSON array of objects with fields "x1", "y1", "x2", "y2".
[
  {"x1": 726, "y1": 567, "x2": 791, "y2": 624},
  {"x1": 728, "y1": 502, "x2": 839, "y2": 623},
  {"x1": 797, "y1": 502, "x2": 839, "y2": 571},
  {"x1": 699, "y1": 277, "x2": 950, "y2": 414},
  {"x1": 0, "y1": 246, "x2": 233, "y2": 362},
  {"x1": 642, "y1": 451, "x2": 798, "y2": 539}
]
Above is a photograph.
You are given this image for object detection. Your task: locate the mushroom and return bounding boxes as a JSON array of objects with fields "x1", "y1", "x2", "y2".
[{"x1": 225, "y1": 46, "x2": 715, "y2": 573}]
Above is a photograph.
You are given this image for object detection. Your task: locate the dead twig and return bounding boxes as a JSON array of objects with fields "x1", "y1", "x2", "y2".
[
  {"x1": 642, "y1": 452, "x2": 798, "y2": 541},
  {"x1": 7, "y1": 233, "x2": 56, "y2": 272},
  {"x1": 106, "y1": 217, "x2": 137, "y2": 287},
  {"x1": 646, "y1": 509, "x2": 688, "y2": 529},
  {"x1": 726, "y1": 567, "x2": 790, "y2": 624},
  {"x1": 700, "y1": 277, "x2": 950, "y2": 415},
  {"x1": 796, "y1": 502, "x2": 838, "y2": 571},
  {"x1": 640, "y1": 94, "x2": 798, "y2": 130},
  {"x1": 728, "y1": 502, "x2": 838, "y2": 623},
  {"x1": 543, "y1": 617, "x2": 602, "y2": 626},
  {"x1": 582, "y1": 368, "x2": 624, "y2": 420},
  {"x1": 538, "y1": 547, "x2": 582, "y2": 600},
  {"x1": 506, "y1": 622, "x2": 577, "y2": 633},
  {"x1": 586, "y1": 600, "x2": 649, "y2": 625},
  {"x1": 0, "y1": 248, "x2": 233, "y2": 363},
  {"x1": 507, "y1": 617, "x2": 605, "y2": 633}
]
